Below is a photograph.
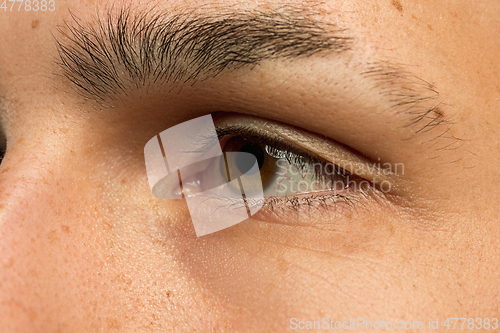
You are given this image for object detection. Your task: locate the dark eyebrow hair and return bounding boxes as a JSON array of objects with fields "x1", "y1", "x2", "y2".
[
  {"x1": 54, "y1": 5, "x2": 352, "y2": 101},
  {"x1": 54, "y1": 4, "x2": 455, "y2": 144},
  {"x1": 361, "y1": 61, "x2": 450, "y2": 134}
]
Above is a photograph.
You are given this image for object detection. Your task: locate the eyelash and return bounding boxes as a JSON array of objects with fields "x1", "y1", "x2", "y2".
[{"x1": 195, "y1": 123, "x2": 367, "y2": 213}]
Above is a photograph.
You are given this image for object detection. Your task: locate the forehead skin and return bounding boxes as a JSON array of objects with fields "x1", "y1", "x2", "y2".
[{"x1": 0, "y1": 0, "x2": 499, "y2": 332}]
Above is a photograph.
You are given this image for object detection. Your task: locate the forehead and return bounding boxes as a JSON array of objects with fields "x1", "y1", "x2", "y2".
[{"x1": 0, "y1": 0, "x2": 499, "y2": 130}]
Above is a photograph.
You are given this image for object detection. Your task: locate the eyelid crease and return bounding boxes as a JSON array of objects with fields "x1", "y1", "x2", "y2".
[{"x1": 213, "y1": 114, "x2": 399, "y2": 189}]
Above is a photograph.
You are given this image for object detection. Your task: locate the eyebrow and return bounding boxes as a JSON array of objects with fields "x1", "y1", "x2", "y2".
[
  {"x1": 54, "y1": 5, "x2": 352, "y2": 101},
  {"x1": 54, "y1": 4, "x2": 450, "y2": 138}
]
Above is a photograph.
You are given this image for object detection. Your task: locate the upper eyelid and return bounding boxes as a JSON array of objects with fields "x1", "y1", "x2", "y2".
[
  {"x1": 212, "y1": 114, "x2": 398, "y2": 187},
  {"x1": 214, "y1": 125, "x2": 325, "y2": 169},
  {"x1": 194, "y1": 123, "x2": 343, "y2": 186}
]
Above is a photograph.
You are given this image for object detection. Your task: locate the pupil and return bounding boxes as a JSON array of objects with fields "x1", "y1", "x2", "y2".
[{"x1": 237, "y1": 143, "x2": 265, "y2": 174}]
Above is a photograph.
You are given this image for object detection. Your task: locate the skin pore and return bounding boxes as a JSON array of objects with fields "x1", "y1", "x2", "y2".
[{"x1": 0, "y1": 0, "x2": 499, "y2": 332}]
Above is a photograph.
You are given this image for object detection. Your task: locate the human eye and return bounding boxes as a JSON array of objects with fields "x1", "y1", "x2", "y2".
[
  {"x1": 171, "y1": 112, "x2": 395, "y2": 226},
  {"x1": 215, "y1": 116, "x2": 358, "y2": 200}
]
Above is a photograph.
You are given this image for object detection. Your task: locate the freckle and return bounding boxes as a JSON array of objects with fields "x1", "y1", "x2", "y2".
[
  {"x1": 61, "y1": 225, "x2": 70, "y2": 233},
  {"x1": 391, "y1": 0, "x2": 403, "y2": 13},
  {"x1": 31, "y1": 19, "x2": 39, "y2": 29},
  {"x1": 427, "y1": 24, "x2": 434, "y2": 31},
  {"x1": 434, "y1": 108, "x2": 444, "y2": 118}
]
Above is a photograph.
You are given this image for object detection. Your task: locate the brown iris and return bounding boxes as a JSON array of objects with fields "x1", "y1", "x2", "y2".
[{"x1": 221, "y1": 135, "x2": 277, "y2": 193}]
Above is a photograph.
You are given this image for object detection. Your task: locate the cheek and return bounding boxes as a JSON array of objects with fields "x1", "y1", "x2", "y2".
[
  {"x1": 164, "y1": 207, "x2": 407, "y2": 326},
  {"x1": 0, "y1": 155, "x2": 86, "y2": 329},
  {"x1": 0, "y1": 147, "x2": 222, "y2": 331},
  {"x1": 163, "y1": 199, "x2": 489, "y2": 328}
]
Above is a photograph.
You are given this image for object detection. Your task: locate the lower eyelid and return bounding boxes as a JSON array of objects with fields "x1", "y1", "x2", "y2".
[{"x1": 245, "y1": 193, "x2": 363, "y2": 226}]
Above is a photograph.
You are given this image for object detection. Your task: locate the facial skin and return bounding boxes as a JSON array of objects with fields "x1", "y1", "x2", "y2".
[{"x1": 0, "y1": 0, "x2": 499, "y2": 331}]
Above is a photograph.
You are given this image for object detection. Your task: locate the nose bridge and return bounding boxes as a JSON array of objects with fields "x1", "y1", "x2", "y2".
[
  {"x1": 0, "y1": 160, "x2": 52, "y2": 330},
  {"x1": 0, "y1": 138, "x2": 86, "y2": 330}
]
